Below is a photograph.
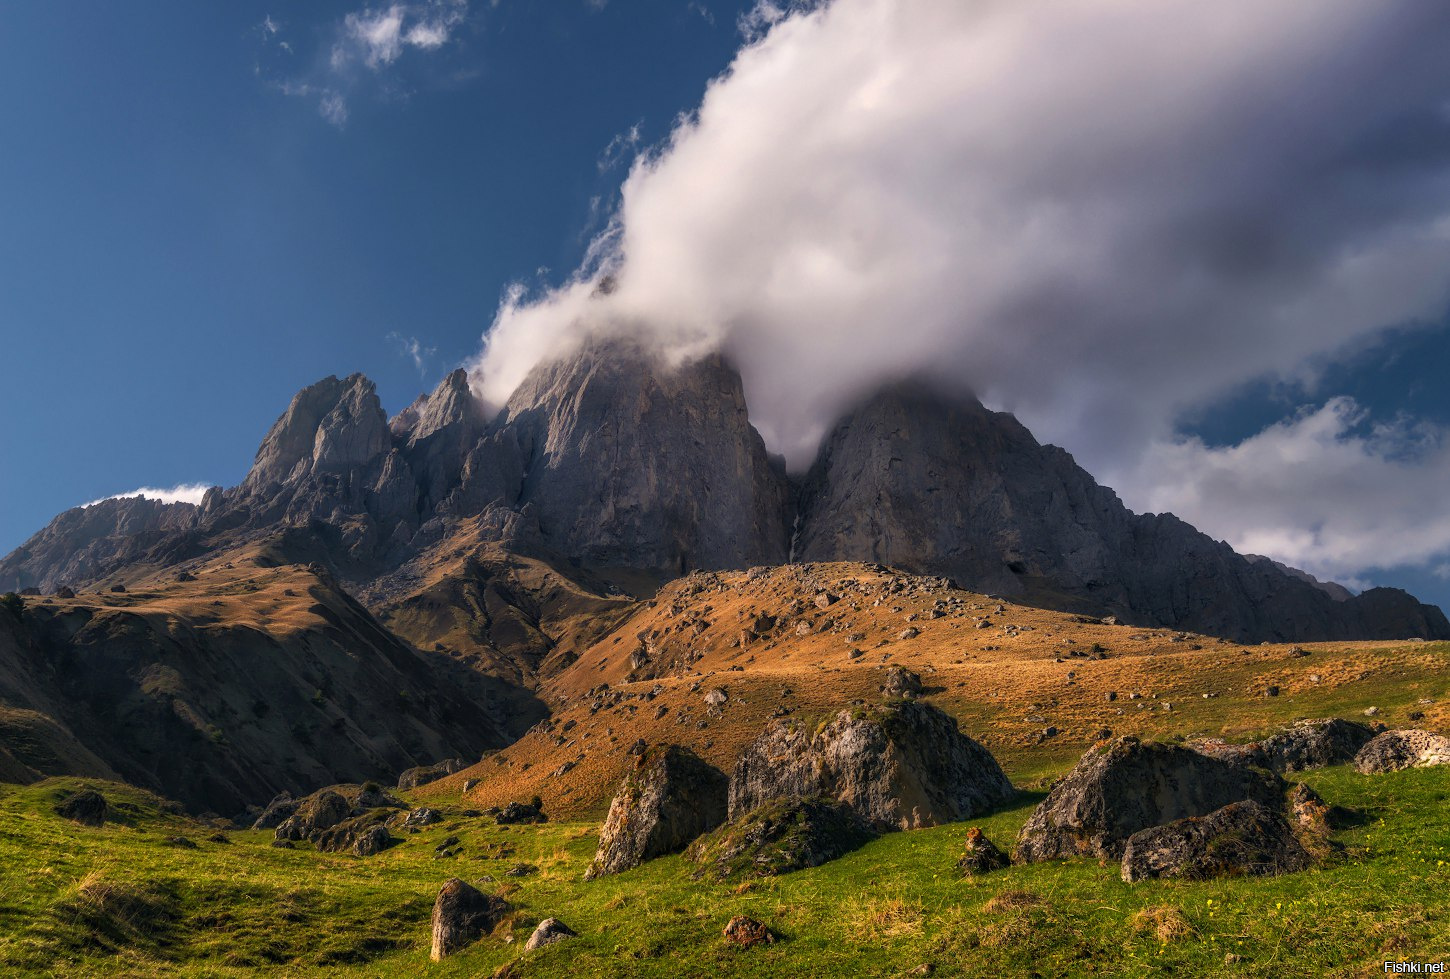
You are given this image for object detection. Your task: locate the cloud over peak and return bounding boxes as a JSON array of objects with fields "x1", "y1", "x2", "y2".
[{"x1": 469, "y1": 0, "x2": 1450, "y2": 586}]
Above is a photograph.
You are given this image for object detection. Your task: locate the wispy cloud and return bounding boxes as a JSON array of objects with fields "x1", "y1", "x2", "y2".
[
  {"x1": 258, "y1": 2, "x2": 470, "y2": 128},
  {"x1": 84, "y1": 484, "x2": 212, "y2": 509},
  {"x1": 388, "y1": 332, "x2": 437, "y2": 375},
  {"x1": 597, "y1": 122, "x2": 643, "y2": 173}
]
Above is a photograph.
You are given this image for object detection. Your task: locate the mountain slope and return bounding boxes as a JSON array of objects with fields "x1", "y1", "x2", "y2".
[
  {"x1": 796, "y1": 381, "x2": 1450, "y2": 642},
  {"x1": 0, "y1": 544, "x2": 541, "y2": 815}
]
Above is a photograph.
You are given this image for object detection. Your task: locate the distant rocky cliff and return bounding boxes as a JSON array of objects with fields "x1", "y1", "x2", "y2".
[{"x1": 3, "y1": 340, "x2": 1446, "y2": 644}]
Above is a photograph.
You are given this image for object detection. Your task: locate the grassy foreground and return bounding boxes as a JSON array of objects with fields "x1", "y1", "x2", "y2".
[{"x1": 2, "y1": 764, "x2": 1447, "y2": 978}]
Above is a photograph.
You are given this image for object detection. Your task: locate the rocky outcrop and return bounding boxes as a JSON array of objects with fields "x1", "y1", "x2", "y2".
[
  {"x1": 730, "y1": 700, "x2": 1013, "y2": 830},
  {"x1": 312, "y1": 811, "x2": 394, "y2": 857},
  {"x1": 501, "y1": 336, "x2": 790, "y2": 574},
  {"x1": 795, "y1": 381, "x2": 1450, "y2": 643},
  {"x1": 1119, "y1": 800, "x2": 1314, "y2": 882},
  {"x1": 686, "y1": 797, "x2": 875, "y2": 879},
  {"x1": 274, "y1": 790, "x2": 350, "y2": 842},
  {"x1": 429, "y1": 878, "x2": 511, "y2": 961},
  {"x1": 1353, "y1": 730, "x2": 1450, "y2": 773},
  {"x1": 1191, "y1": 718, "x2": 1377, "y2": 773},
  {"x1": 1015, "y1": 737, "x2": 1288, "y2": 863},
  {"x1": 585, "y1": 744, "x2": 728, "y2": 879},
  {"x1": 397, "y1": 758, "x2": 465, "y2": 791},
  {"x1": 56, "y1": 788, "x2": 108, "y2": 827},
  {"x1": 250, "y1": 792, "x2": 297, "y2": 830}
]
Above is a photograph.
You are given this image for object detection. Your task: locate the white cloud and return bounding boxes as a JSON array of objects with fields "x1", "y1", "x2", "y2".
[
  {"x1": 345, "y1": 6, "x2": 407, "y2": 68},
  {"x1": 262, "y1": 1, "x2": 469, "y2": 125},
  {"x1": 1122, "y1": 399, "x2": 1450, "y2": 585},
  {"x1": 319, "y1": 91, "x2": 349, "y2": 127},
  {"x1": 337, "y1": 1, "x2": 468, "y2": 70},
  {"x1": 469, "y1": 0, "x2": 1450, "y2": 586},
  {"x1": 84, "y1": 484, "x2": 212, "y2": 509},
  {"x1": 597, "y1": 122, "x2": 643, "y2": 173},
  {"x1": 388, "y1": 332, "x2": 437, "y2": 374}
]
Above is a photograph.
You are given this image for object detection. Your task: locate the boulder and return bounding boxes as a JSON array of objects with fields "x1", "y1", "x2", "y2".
[
  {"x1": 55, "y1": 586, "x2": 76, "y2": 599},
  {"x1": 524, "y1": 918, "x2": 578, "y2": 951},
  {"x1": 585, "y1": 744, "x2": 728, "y2": 880},
  {"x1": 397, "y1": 758, "x2": 465, "y2": 791},
  {"x1": 956, "y1": 826, "x2": 1009, "y2": 875},
  {"x1": 686, "y1": 797, "x2": 875, "y2": 880},
  {"x1": 881, "y1": 665, "x2": 923, "y2": 698},
  {"x1": 56, "y1": 789, "x2": 107, "y2": 827},
  {"x1": 274, "y1": 790, "x2": 350, "y2": 842},
  {"x1": 495, "y1": 800, "x2": 547, "y2": 825},
  {"x1": 250, "y1": 792, "x2": 297, "y2": 830},
  {"x1": 1191, "y1": 718, "x2": 1376, "y2": 773},
  {"x1": 1015, "y1": 737, "x2": 1288, "y2": 863},
  {"x1": 1353, "y1": 729, "x2": 1450, "y2": 774},
  {"x1": 1120, "y1": 800, "x2": 1315, "y2": 882},
  {"x1": 722, "y1": 915, "x2": 774, "y2": 948},
  {"x1": 398, "y1": 806, "x2": 442, "y2": 829},
  {"x1": 730, "y1": 700, "x2": 1013, "y2": 830},
  {"x1": 313, "y1": 812, "x2": 394, "y2": 856},
  {"x1": 429, "y1": 878, "x2": 512, "y2": 961}
]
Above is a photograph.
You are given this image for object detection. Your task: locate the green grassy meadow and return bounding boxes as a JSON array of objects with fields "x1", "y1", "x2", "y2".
[{"x1": 2, "y1": 763, "x2": 1447, "y2": 978}]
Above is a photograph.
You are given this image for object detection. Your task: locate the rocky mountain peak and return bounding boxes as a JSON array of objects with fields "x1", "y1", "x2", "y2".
[
  {"x1": 243, "y1": 374, "x2": 389, "y2": 492},
  {"x1": 501, "y1": 334, "x2": 790, "y2": 572}
]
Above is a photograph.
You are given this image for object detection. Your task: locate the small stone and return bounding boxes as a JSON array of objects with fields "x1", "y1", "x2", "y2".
[
  {"x1": 1363, "y1": 706, "x2": 1379, "y2": 717},
  {"x1": 1264, "y1": 686, "x2": 1279, "y2": 698},
  {"x1": 723, "y1": 915, "x2": 774, "y2": 948}
]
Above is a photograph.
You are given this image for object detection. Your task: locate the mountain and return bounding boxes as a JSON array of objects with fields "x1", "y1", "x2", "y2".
[
  {"x1": 3, "y1": 339, "x2": 1446, "y2": 653},
  {"x1": 0, "y1": 545, "x2": 538, "y2": 815},
  {"x1": 500, "y1": 336, "x2": 790, "y2": 574},
  {"x1": 795, "y1": 381, "x2": 1450, "y2": 642}
]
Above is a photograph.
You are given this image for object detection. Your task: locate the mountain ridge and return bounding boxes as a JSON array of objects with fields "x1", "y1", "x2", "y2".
[{"x1": 2, "y1": 339, "x2": 1446, "y2": 644}]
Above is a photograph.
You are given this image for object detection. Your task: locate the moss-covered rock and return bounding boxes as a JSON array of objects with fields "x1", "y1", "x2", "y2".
[{"x1": 686, "y1": 797, "x2": 875, "y2": 880}]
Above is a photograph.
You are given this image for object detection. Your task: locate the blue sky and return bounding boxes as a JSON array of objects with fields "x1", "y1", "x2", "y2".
[
  {"x1": 2, "y1": 1, "x2": 1450, "y2": 615},
  {"x1": 0, "y1": 0, "x2": 753, "y2": 537}
]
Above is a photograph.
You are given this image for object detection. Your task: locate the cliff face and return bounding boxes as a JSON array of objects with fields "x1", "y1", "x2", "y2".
[
  {"x1": 501, "y1": 336, "x2": 790, "y2": 573},
  {"x1": 4, "y1": 346, "x2": 1446, "y2": 644}
]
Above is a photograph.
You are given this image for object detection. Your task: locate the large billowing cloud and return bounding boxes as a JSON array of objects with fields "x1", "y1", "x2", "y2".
[{"x1": 470, "y1": 0, "x2": 1450, "y2": 583}]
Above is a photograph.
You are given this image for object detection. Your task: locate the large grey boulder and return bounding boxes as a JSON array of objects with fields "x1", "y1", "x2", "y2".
[
  {"x1": 730, "y1": 700, "x2": 1013, "y2": 830},
  {"x1": 429, "y1": 878, "x2": 511, "y2": 961},
  {"x1": 1016, "y1": 736, "x2": 1288, "y2": 863},
  {"x1": 1120, "y1": 800, "x2": 1314, "y2": 882},
  {"x1": 1354, "y1": 729, "x2": 1450, "y2": 774},
  {"x1": 585, "y1": 744, "x2": 728, "y2": 879},
  {"x1": 1192, "y1": 718, "x2": 1377, "y2": 773}
]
